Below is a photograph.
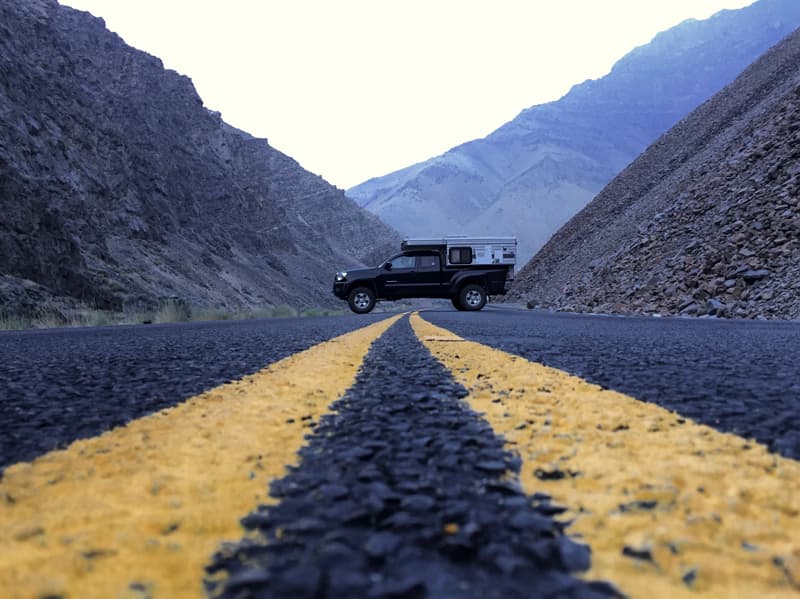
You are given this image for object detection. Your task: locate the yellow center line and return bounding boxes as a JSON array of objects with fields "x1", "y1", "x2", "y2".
[
  {"x1": 410, "y1": 313, "x2": 800, "y2": 598},
  {"x1": 0, "y1": 314, "x2": 402, "y2": 599}
]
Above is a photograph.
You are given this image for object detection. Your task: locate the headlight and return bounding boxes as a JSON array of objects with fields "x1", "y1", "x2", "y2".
[{"x1": 335, "y1": 271, "x2": 347, "y2": 282}]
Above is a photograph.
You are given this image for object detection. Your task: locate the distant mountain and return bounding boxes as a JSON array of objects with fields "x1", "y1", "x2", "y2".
[
  {"x1": 347, "y1": 0, "x2": 800, "y2": 264},
  {"x1": 508, "y1": 25, "x2": 800, "y2": 320},
  {"x1": 0, "y1": 0, "x2": 399, "y2": 316}
]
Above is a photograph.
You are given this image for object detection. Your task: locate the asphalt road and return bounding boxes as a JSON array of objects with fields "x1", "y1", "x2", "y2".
[
  {"x1": 5, "y1": 307, "x2": 796, "y2": 469},
  {"x1": 1, "y1": 308, "x2": 798, "y2": 598},
  {"x1": 425, "y1": 307, "x2": 800, "y2": 460},
  {"x1": 0, "y1": 314, "x2": 388, "y2": 469}
]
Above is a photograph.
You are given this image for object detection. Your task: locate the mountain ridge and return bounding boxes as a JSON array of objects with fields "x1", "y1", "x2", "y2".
[
  {"x1": 0, "y1": 0, "x2": 400, "y2": 316},
  {"x1": 348, "y1": 0, "x2": 800, "y2": 264},
  {"x1": 507, "y1": 24, "x2": 800, "y2": 320}
]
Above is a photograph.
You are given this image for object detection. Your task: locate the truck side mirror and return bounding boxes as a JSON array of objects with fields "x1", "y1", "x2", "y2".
[{"x1": 383, "y1": 262, "x2": 392, "y2": 271}]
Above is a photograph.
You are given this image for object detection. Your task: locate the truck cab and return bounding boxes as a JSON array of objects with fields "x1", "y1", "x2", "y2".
[{"x1": 333, "y1": 236, "x2": 516, "y2": 313}]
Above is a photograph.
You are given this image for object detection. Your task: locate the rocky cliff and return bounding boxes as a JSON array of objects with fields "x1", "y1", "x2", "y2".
[
  {"x1": 508, "y1": 26, "x2": 800, "y2": 320},
  {"x1": 347, "y1": 0, "x2": 800, "y2": 265},
  {"x1": 0, "y1": 0, "x2": 399, "y2": 315}
]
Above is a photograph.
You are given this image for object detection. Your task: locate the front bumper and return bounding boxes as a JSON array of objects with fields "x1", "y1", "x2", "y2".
[{"x1": 333, "y1": 281, "x2": 348, "y2": 299}]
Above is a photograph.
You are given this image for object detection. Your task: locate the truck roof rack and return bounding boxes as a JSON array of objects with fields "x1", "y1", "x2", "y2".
[{"x1": 401, "y1": 236, "x2": 517, "y2": 248}]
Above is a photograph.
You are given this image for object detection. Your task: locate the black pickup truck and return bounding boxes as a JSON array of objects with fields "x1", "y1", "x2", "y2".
[{"x1": 333, "y1": 237, "x2": 516, "y2": 313}]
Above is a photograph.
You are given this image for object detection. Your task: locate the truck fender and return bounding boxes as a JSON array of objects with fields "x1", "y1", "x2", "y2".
[
  {"x1": 448, "y1": 272, "x2": 488, "y2": 295},
  {"x1": 347, "y1": 280, "x2": 378, "y2": 296}
]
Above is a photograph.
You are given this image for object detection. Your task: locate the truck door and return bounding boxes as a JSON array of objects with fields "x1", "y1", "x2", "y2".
[
  {"x1": 413, "y1": 253, "x2": 445, "y2": 298},
  {"x1": 377, "y1": 253, "x2": 417, "y2": 298}
]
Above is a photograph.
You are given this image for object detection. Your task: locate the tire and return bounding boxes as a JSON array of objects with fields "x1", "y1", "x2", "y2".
[
  {"x1": 458, "y1": 284, "x2": 486, "y2": 311},
  {"x1": 347, "y1": 286, "x2": 376, "y2": 314},
  {"x1": 451, "y1": 297, "x2": 466, "y2": 311}
]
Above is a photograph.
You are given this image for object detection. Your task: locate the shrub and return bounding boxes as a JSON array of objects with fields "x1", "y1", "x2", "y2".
[{"x1": 154, "y1": 299, "x2": 192, "y2": 323}]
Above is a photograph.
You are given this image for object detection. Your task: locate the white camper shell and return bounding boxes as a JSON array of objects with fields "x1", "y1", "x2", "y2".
[{"x1": 401, "y1": 236, "x2": 517, "y2": 268}]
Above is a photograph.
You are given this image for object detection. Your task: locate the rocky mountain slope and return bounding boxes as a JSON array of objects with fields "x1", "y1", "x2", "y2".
[
  {"x1": 0, "y1": 0, "x2": 399, "y2": 316},
  {"x1": 508, "y1": 26, "x2": 800, "y2": 320},
  {"x1": 347, "y1": 0, "x2": 800, "y2": 264}
]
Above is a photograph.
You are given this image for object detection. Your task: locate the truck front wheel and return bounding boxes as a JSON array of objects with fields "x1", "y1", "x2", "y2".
[
  {"x1": 458, "y1": 284, "x2": 487, "y2": 311},
  {"x1": 348, "y1": 286, "x2": 376, "y2": 314},
  {"x1": 451, "y1": 297, "x2": 466, "y2": 311}
]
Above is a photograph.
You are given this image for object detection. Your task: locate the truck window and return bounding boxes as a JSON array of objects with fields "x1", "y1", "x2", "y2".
[
  {"x1": 448, "y1": 247, "x2": 473, "y2": 265},
  {"x1": 416, "y1": 254, "x2": 440, "y2": 270},
  {"x1": 388, "y1": 255, "x2": 416, "y2": 269}
]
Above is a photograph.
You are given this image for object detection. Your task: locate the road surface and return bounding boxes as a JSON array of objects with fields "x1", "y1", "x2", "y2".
[{"x1": 1, "y1": 309, "x2": 798, "y2": 598}]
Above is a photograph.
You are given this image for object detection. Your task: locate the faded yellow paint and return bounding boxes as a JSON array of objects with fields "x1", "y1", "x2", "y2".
[
  {"x1": 0, "y1": 314, "x2": 402, "y2": 599},
  {"x1": 411, "y1": 313, "x2": 800, "y2": 598}
]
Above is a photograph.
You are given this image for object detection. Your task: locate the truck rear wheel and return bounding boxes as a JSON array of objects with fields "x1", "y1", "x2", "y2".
[
  {"x1": 347, "y1": 286, "x2": 376, "y2": 314},
  {"x1": 458, "y1": 284, "x2": 486, "y2": 311}
]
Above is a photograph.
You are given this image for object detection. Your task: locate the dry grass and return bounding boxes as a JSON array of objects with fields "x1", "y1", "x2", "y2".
[
  {"x1": 152, "y1": 299, "x2": 192, "y2": 324},
  {"x1": 0, "y1": 302, "x2": 344, "y2": 331},
  {"x1": 0, "y1": 312, "x2": 32, "y2": 330},
  {"x1": 190, "y1": 308, "x2": 234, "y2": 322},
  {"x1": 0, "y1": 308, "x2": 121, "y2": 330}
]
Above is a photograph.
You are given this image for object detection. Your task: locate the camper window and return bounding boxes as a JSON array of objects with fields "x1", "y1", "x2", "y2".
[{"x1": 449, "y1": 247, "x2": 473, "y2": 265}]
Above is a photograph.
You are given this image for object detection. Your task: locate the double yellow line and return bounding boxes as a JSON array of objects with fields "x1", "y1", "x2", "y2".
[
  {"x1": 0, "y1": 315, "x2": 401, "y2": 599},
  {"x1": 411, "y1": 314, "x2": 800, "y2": 598},
  {"x1": 1, "y1": 313, "x2": 797, "y2": 598}
]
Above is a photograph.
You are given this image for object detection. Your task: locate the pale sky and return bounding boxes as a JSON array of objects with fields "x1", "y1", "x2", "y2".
[{"x1": 61, "y1": 1, "x2": 755, "y2": 189}]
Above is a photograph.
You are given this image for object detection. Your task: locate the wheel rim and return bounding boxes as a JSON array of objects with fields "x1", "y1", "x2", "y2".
[
  {"x1": 465, "y1": 289, "x2": 482, "y2": 306},
  {"x1": 354, "y1": 292, "x2": 371, "y2": 309}
]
